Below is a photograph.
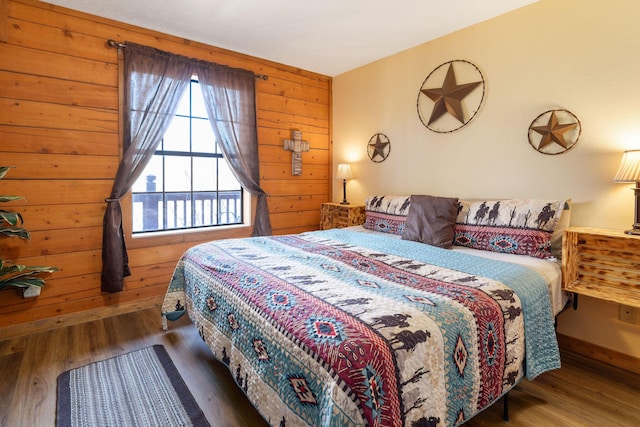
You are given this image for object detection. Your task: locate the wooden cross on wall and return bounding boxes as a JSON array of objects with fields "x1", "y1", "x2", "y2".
[{"x1": 283, "y1": 130, "x2": 309, "y2": 176}]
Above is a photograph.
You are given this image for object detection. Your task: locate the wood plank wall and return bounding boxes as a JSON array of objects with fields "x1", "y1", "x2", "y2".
[{"x1": 0, "y1": 0, "x2": 332, "y2": 337}]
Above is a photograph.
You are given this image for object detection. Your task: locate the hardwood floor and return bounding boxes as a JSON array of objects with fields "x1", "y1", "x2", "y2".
[{"x1": 1, "y1": 308, "x2": 638, "y2": 426}]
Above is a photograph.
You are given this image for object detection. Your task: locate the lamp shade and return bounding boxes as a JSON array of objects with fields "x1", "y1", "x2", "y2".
[
  {"x1": 336, "y1": 163, "x2": 353, "y2": 180},
  {"x1": 614, "y1": 150, "x2": 640, "y2": 182}
]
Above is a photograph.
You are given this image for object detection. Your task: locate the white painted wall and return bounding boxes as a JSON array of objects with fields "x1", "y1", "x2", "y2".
[{"x1": 333, "y1": 0, "x2": 640, "y2": 358}]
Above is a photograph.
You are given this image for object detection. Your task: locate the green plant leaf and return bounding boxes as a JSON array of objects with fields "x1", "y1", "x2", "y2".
[
  {"x1": 0, "y1": 275, "x2": 46, "y2": 289},
  {"x1": 0, "y1": 211, "x2": 24, "y2": 226},
  {"x1": 0, "y1": 261, "x2": 23, "y2": 276},
  {"x1": 4, "y1": 264, "x2": 57, "y2": 275},
  {"x1": 0, "y1": 228, "x2": 31, "y2": 240},
  {"x1": 0, "y1": 195, "x2": 24, "y2": 203},
  {"x1": 0, "y1": 262, "x2": 57, "y2": 288},
  {"x1": 1, "y1": 166, "x2": 56, "y2": 291},
  {"x1": 0, "y1": 166, "x2": 14, "y2": 180},
  {"x1": 21, "y1": 265, "x2": 59, "y2": 273},
  {"x1": 0, "y1": 257, "x2": 57, "y2": 270}
]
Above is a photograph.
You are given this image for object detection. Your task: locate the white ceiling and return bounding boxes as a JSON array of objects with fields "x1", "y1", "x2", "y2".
[{"x1": 46, "y1": 0, "x2": 537, "y2": 76}]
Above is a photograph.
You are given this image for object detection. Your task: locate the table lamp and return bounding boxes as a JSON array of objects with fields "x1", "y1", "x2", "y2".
[
  {"x1": 613, "y1": 149, "x2": 640, "y2": 235},
  {"x1": 336, "y1": 164, "x2": 353, "y2": 205}
]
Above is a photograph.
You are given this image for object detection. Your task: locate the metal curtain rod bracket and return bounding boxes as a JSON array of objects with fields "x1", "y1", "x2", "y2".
[
  {"x1": 105, "y1": 39, "x2": 268, "y2": 80},
  {"x1": 106, "y1": 39, "x2": 126, "y2": 49}
]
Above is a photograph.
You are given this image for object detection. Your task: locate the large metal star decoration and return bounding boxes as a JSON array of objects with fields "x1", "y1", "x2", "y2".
[
  {"x1": 368, "y1": 133, "x2": 390, "y2": 162},
  {"x1": 421, "y1": 63, "x2": 483, "y2": 125},
  {"x1": 530, "y1": 110, "x2": 578, "y2": 150}
]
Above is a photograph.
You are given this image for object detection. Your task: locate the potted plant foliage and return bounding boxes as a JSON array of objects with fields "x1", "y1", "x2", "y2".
[{"x1": 1, "y1": 166, "x2": 57, "y2": 297}]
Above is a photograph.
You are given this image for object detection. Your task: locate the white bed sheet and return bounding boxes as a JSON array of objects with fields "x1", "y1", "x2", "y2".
[{"x1": 347, "y1": 225, "x2": 567, "y2": 316}]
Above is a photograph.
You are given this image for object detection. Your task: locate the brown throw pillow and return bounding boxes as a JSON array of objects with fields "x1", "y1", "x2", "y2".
[{"x1": 402, "y1": 194, "x2": 459, "y2": 249}]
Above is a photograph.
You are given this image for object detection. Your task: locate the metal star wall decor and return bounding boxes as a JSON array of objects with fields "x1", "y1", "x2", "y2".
[
  {"x1": 527, "y1": 109, "x2": 581, "y2": 155},
  {"x1": 367, "y1": 133, "x2": 391, "y2": 163},
  {"x1": 417, "y1": 60, "x2": 485, "y2": 133}
]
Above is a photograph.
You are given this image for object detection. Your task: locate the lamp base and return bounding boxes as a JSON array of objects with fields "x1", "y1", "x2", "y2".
[
  {"x1": 627, "y1": 186, "x2": 640, "y2": 236},
  {"x1": 340, "y1": 179, "x2": 349, "y2": 205}
]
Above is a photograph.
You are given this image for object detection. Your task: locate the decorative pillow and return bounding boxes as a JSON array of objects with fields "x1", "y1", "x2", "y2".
[
  {"x1": 551, "y1": 199, "x2": 571, "y2": 259},
  {"x1": 454, "y1": 199, "x2": 565, "y2": 259},
  {"x1": 550, "y1": 199, "x2": 571, "y2": 259},
  {"x1": 363, "y1": 195, "x2": 411, "y2": 235},
  {"x1": 402, "y1": 195, "x2": 459, "y2": 248}
]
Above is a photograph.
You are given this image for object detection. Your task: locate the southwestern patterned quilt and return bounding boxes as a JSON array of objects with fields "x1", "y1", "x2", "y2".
[{"x1": 162, "y1": 229, "x2": 561, "y2": 427}]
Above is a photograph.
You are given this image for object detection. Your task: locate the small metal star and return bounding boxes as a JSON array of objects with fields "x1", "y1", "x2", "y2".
[
  {"x1": 421, "y1": 63, "x2": 483, "y2": 125},
  {"x1": 368, "y1": 133, "x2": 390, "y2": 162},
  {"x1": 530, "y1": 110, "x2": 578, "y2": 150}
]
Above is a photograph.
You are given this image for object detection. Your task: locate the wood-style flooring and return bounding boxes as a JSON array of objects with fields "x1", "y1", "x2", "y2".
[{"x1": 0, "y1": 308, "x2": 638, "y2": 426}]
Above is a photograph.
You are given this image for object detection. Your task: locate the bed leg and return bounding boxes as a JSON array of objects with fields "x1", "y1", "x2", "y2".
[
  {"x1": 503, "y1": 392, "x2": 509, "y2": 422},
  {"x1": 162, "y1": 314, "x2": 168, "y2": 331}
]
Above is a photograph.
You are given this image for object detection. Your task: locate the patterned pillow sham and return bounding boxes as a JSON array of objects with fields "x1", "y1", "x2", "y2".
[
  {"x1": 550, "y1": 199, "x2": 571, "y2": 259},
  {"x1": 454, "y1": 199, "x2": 565, "y2": 259},
  {"x1": 363, "y1": 195, "x2": 411, "y2": 235}
]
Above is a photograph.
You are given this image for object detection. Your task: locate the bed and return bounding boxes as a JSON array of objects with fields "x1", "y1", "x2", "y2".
[{"x1": 162, "y1": 195, "x2": 569, "y2": 426}]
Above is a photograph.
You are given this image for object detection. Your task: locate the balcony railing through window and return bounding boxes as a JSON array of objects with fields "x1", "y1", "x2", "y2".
[{"x1": 132, "y1": 174, "x2": 242, "y2": 233}]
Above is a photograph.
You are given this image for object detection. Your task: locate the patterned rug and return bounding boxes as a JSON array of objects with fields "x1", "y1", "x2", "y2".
[{"x1": 56, "y1": 345, "x2": 210, "y2": 427}]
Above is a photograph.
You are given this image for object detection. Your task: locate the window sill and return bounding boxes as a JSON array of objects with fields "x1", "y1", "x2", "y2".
[{"x1": 127, "y1": 223, "x2": 253, "y2": 249}]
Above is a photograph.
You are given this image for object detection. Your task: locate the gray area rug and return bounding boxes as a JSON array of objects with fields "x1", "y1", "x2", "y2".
[{"x1": 57, "y1": 344, "x2": 210, "y2": 426}]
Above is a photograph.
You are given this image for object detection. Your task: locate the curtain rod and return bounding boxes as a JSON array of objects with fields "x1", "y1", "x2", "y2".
[{"x1": 106, "y1": 39, "x2": 269, "y2": 80}]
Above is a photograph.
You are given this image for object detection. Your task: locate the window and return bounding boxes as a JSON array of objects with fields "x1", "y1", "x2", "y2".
[{"x1": 131, "y1": 78, "x2": 243, "y2": 233}]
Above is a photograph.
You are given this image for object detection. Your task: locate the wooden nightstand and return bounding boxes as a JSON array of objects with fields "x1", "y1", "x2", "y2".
[
  {"x1": 320, "y1": 203, "x2": 365, "y2": 230},
  {"x1": 562, "y1": 226, "x2": 640, "y2": 307}
]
